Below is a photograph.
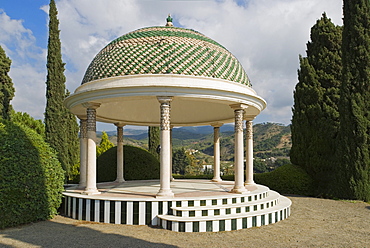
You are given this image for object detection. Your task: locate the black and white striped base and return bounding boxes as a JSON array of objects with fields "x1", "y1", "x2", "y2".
[{"x1": 62, "y1": 184, "x2": 291, "y2": 232}]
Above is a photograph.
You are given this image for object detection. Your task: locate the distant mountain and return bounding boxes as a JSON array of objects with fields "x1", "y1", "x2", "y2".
[
  {"x1": 121, "y1": 125, "x2": 235, "y2": 141},
  {"x1": 96, "y1": 123, "x2": 291, "y2": 174},
  {"x1": 126, "y1": 132, "x2": 148, "y2": 140},
  {"x1": 180, "y1": 122, "x2": 291, "y2": 161},
  {"x1": 175, "y1": 124, "x2": 234, "y2": 135},
  {"x1": 97, "y1": 123, "x2": 291, "y2": 161}
]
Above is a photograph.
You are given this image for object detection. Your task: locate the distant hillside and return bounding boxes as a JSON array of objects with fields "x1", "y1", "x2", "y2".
[
  {"x1": 97, "y1": 123, "x2": 291, "y2": 161},
  {"x1": 96, "y1": 123, "x2": 291, "y2": 173}
]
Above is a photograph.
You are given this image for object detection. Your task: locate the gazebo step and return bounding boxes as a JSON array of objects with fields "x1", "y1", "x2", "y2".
[
  {"x1": 62, "y1": 182, "x2": 292, "y2": 232},
  {"x1": 166, "y1": 185, "x2": 271, "y2": 209},
  {"x1": 171, "y1": 191, "x2": 281, "y2": 218},
  {"x1": 157, "y1": 196, "x2": 291, "y2": 232}
]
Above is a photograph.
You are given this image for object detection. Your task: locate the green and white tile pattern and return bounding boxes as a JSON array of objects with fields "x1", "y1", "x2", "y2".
[{"x1": 82, "y1": 26, "x2": 251, "y2": 86}]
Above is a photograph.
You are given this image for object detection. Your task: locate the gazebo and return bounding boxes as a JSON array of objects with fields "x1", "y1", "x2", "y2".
[{"x1": 63, "y1": 16, "x2": 291, "y2": 232}]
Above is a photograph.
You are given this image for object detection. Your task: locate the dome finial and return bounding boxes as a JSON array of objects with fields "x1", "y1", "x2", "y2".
[{"x1": 166, "y1": 14, "x2": 174, "y2": 27}]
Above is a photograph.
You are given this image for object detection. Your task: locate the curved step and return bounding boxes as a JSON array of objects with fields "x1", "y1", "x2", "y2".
[
  {"x1": 170, "y1": 191, "x2": 281, "y2": 218},
  {"x1": 157, "y1": 195, "x2": 291, "y2": 232}
]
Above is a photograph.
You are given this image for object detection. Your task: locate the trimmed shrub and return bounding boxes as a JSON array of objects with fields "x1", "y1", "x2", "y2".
[
  {"x1": 254, "y1": 164, "x2": 314, "y2": 196},
  {"x1": 173, "y1": 164, "x2": 313, "y2": 196},
  {"x1": 221, "y1": 174, "x2": 234, "y2": 181},
  {"x1": 173, "y1": 174, "x2": 213, "y2": 180},
  {"x1": 97, "y1": 145, "x2": 160, "y2": 182},
  {"x1": 0, "y1": 120, "x2": 65, "y2": 229}
]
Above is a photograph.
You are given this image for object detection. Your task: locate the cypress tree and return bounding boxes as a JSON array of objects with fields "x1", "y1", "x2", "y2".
[
  {"x1": 148, "y1": 126, "x2": 160, "y2": 159},
  {"x1": 172, "y1": 148, "x2": 189, "y2": 175},
  {"x1": 291, "y1": 13, "x2": 342, "y2": 196},
  {"x1": 0, "y1": 45, "x2": 15, "y2": 120},
  {"x1": 45, "y1": 0, "x2": 79, "y2": 180},
  {"x1": 338, "y1": 0, "x2": 370, "y2": 201}
]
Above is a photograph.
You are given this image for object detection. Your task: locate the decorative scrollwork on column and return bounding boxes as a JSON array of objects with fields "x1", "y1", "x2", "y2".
[
  {"x1": 234, "y1": 109, "x2": 244, "y2": 133},
  {"x1": 79, "y1": 119, "x2": 87, "y2": 138},
  {"x1": 117, "y1": 126, "x2": 123, "y2": 143},
  {"x1": 246, "y1": 120, "x2": 253, "y2": 139},
  {"x1": 86, "y1": 108, "x2": 96, "y2": 132},
  {"x1": 160, "y1": 101, "x2": 171, "y2": 131},
  {"x1": 158, "y1": 97, "x2": 172, "y2": 131}
]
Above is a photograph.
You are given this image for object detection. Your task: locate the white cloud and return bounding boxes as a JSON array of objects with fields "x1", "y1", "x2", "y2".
[
  {"x1": 10, "y1": 65, "x2": 46, "y2": 119},
  {"x1": 2, "y1": 0, "x2": 343, "y2": 127},
  {"x1": 0, "y1": 10, "x2": 46, "y2": 120}
]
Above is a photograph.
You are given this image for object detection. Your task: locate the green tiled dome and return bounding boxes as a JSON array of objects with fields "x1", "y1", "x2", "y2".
[{"x1": 82, "y1": 26, "x2": 251, "y2": 86}]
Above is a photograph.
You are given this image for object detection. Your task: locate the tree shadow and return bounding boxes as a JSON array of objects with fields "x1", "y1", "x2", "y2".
[{"x1": 0, "y1": 220, "x2": 177, "y2": 248}]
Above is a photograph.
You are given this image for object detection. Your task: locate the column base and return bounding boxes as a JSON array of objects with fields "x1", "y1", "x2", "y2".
[
  {"x1": 82, "y1": 188, "x2": 101, "y2": 195},
  {"x1": 156, "y1": 189, "x2": 174, "y2": 198},
  {"x1": 230, "y1": 186, "x2": 247, "y2": 194},
  {"x1": 115, "y1": 179, "x2": 125, "y2": 183},
  {"x1": 211, "y1": 178, "x2": 222, "y2": 182},
  {"x1": 77, "y1": 183, "x2": 86, "y2": 190},
  {"x1": 244, "y1": 181, "x2": 256, "y2": 186}
]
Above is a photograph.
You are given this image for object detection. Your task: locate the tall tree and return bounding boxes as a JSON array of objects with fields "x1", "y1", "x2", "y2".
[
  {"x1": 148, "y1": 126, "x2": 160, "y2": 159},
  {"x1": 96, "y1": 131, "x2": 114, "y2": 157},
  {"x1": 45, "y1": 0, "x2": 79, "y2": 180},
  {"x1": 172, "y1": 148, "x2": 189, "y2": 175},
  {"x1": 291, "y1": 13, "x2": 342, "y2": 196},
  {"x1": 338, "y1": 0, "x2": 370, "y2": 201},
  {"x1": 0, "y1": 45, "x2": 15, "y2": 120}
]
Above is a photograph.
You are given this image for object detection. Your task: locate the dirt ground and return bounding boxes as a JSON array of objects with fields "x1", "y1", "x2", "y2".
[{"x1": 0, "y1": 196, "x2": 369, "y2": 248}]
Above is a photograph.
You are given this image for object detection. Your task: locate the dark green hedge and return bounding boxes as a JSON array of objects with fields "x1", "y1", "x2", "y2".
[
  {"x1": 97, "y1": 145, "x2": 160, "y2": 182},
  {"x1": 186, "y1": 164, "x2": 314, "y2": 196},
  {"x1": 0, "y1": 120, "x2": 65, "y2": 229},
  {"x1": 254, "y1": 164, "x2": 314, "y2": 196},
  {"x1": 173, "y1": 174, "x2": 213, "y2": 180}
]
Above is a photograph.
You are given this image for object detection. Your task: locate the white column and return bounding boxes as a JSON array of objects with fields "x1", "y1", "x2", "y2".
[
  {"x1": 156, "y1": 97, "x2": 174, "y2": 198},
  {"x1": 170, "y1": 126, "x2": 174, "y2": 181},
  {"x1": 78, "y1": 119, "x2": 87, "y2": 189},
  {"x1": 230, "y1": 107, "x2": 246, "y2": 194},
  {"x1": 83, "y1": 102, "x2": 101, "y2": 195},
  {"x1": 211, "y1": 123, "x2": 223, "y2": 182},
  {"x1": 245, "y1": 120, "x2": 255, "y2": 186},
  {"x1": 115, "y1": 123, "x2": 125, "y2": 183}
]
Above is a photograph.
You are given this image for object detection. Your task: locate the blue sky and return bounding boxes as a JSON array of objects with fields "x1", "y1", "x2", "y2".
[{"x1": 0, "y1": 0, "x2": 343, "y2": 131}]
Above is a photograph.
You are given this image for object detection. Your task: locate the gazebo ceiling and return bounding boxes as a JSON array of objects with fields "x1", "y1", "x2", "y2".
[{"x1": 65, "y1": 19, "x2": 266, "y2": 126}]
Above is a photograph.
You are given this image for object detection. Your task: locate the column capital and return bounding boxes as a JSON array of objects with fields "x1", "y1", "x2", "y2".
[
  {"x1": 157, "y1": 96, "x2": 173, "y2": 104},
  {"x1": 211, "y1": 122, "x2": 223, "y2": 128},
  {"x1": 244, "y1": 115, "x2": 255, "y2": 121},
  {"x1": 82, "y1": 102, "x2": 101, "y2": 109},
  {"x1": 230, "y1": 103, "x2": 249, "y2": 110},
  {"x1": 114, "y1": 122, "x2": 126, "y2": 128}
]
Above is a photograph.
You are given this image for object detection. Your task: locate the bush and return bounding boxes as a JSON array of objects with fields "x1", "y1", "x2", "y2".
[
  {"x1": 0, "y1": 120, "x2": 65, "y2": 229},
  {"x1": 173, "y1": 174, "x2": 213, "y2": 180},
  {"x1": 174, "y1": 164, "x2": 314, "y2": 196},
  {"x1": 254, "y1": 164, "x2": 314, "y2": 196},
  {"x1": 97, "y1": 145, "x2": 160, "y2": 182}
]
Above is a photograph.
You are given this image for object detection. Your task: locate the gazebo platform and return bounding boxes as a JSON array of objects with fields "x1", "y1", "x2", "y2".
[{"x1": 62, "y1": 180, "x2": 291, "y2": 232}]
